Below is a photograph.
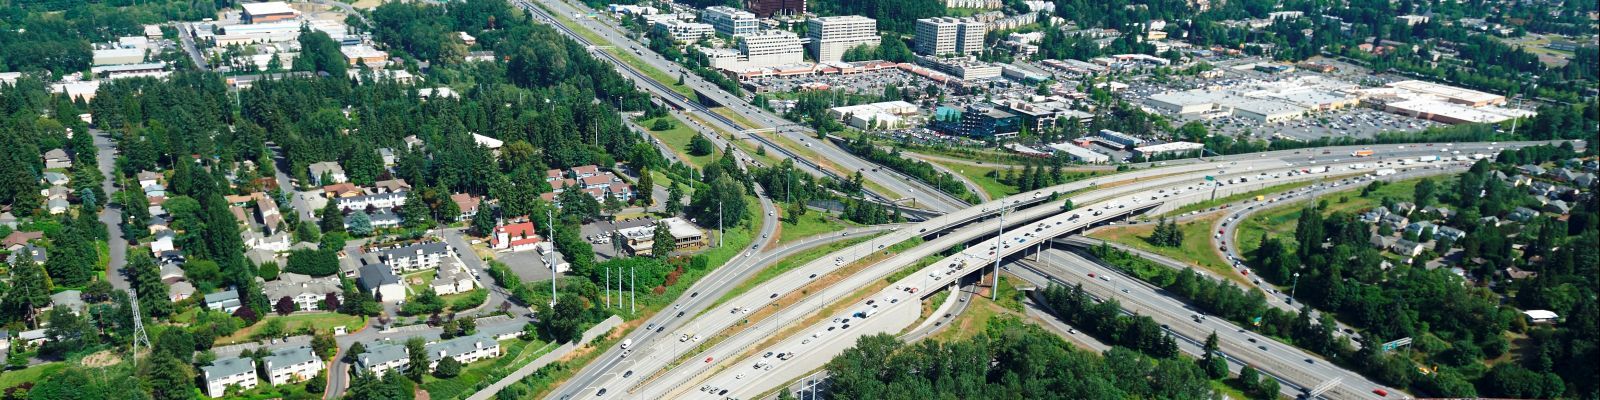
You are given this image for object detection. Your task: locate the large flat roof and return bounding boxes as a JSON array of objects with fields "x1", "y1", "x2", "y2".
[
  {"x1": 241, "y1": 2, "x2": 299, "y2": 16},
  {"x1": 1386, "y1": 80, "x2": 1503, "y2": 104}
]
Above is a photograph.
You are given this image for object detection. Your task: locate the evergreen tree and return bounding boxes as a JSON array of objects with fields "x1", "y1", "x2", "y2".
[
  {"x1": 144, "y1": 353, "x2": 196, "y2": 400},
  {"x1": 347, "y1": 211, "x2": 374, "y2": 236},
  {"x1": 638, "y1": 169, "x2": 655, "y2": 206},
  {"x1": 319, "y1": 199, "x2": 346, "y2": 234},
  {"x1": 2, "y1": 253, "x2": 53, "y2": 327},
  {"x1": 402, "y1": 189, "x2": 434, "y2": 228},
  {"x1": 665, "y1": 181, "x2": 685, "y2": 215},
  {"x1": 652, "y1": 221, "x2": 675, "y2": 258},
  {"x1": 405, "y1": 337, "x2": 429, "y2": 382}
]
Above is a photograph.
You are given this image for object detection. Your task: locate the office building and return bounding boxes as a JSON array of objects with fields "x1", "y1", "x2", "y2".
[
  {"x1": 655, "y1": 19, "x2": 714, "y2": 42},
  {"x1": 241, "y1": 2, "x2": 299, "y2": 24},
  {"x1": 745, "y1": 0, "x2": 805, "y2": 17},
  {"x1": 703, "y1": 6, "x2": 759, "y2": 37},
  {"x1": 739, "y1": 30, "x2": 805, "y2": 67},
  {"x1": 914, "y1": 17, "x2": 985, "y2": 56},
  {"x1": 807, "y1": 16, "x2": 879, "y2": 62},
  {"x1": 958, "y1": 105, "x2": 1022, "y2": 139}
]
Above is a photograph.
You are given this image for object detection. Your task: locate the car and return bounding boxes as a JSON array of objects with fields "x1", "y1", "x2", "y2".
[
  {"x1": 623, "y1": 370, "x2": 633, "y2": 378},
  {"x1": 705, "y1": 357, "x2": 714, "y2": 363},
  {"x1": 1247, "y1": 337, "x2": 1256, "y2": 343},
  {"x1": 1304, "y1": 358, "x2": 1315, "y2": 364},
  {"x1": 597, "y1": 388, "x2": 607, "y2": 396},
  {"x1": 735, "y1": 374, "x2": 744, "y2": 380},
  {"x1": 1372, "y1": 389, "x2": 1388, "y2": 397},
  {"x1": 770, "y1": 293, "x2": 779, "y2": 299},
  {"x1": 768, "y1": 211, "x2": 775, "y2": 216},
  {"x1": 827, "y1": 326, "x2": 836, "y2": 331},
  {"x1": 691, "y1": 292, "x2": 699, "y2": 297},
  {"x1": 719, "y1": 389, "x2": 729, "y2": 396},
  {"x1": 675, "y1": 311, "x2": 685, "y2": 317},
  {"x1": 809, "y1": 273, "x2": 817, "y2": 279},
  {"x1": 1257, "y1": 345, "x2": 1267, "y2": 351},
  {"x1": 674, "y1": 304, "x2": 682, "y2": 310},
  {"x1": 842, "y1": 324, "x2": 851, "y2": 329},
  {"x1": 802, "y1": 339, "x2": 811, "y2": 344},
  {"x1": 764, "y1": 352, "x2": 773, "y2": 358}
]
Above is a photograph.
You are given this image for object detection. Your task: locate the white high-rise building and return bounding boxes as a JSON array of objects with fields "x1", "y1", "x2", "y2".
[
  {"x1": 806, "y1": 15, "x2": 880, "y2": 63},
  {"x1": 739, "y1": 30, "x2": 805, "y2": 67},
  {"x1": 914, "y1": 17, "x2": 986, "y2": 56},
  {"x1": 703, "y1": 6, "x2": 759, "y2": 37}
]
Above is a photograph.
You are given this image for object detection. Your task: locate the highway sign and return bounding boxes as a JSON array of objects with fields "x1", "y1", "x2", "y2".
[{"x1": 1381, "y1": 337, "x2": 1413, "y2": 352}]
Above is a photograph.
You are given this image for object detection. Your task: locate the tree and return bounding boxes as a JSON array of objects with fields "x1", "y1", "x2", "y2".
[
  {"x1": 313, "y1": 330, "x2": 339, "y2": 360},
  {"x1": 638, "y1": 169, "x2": 655, "y2": 206},
  {"x1": 405, "y1": 337, "x2": 429, "y2": 382},
  {"x1": 319, "y1": 199, "x2": 345, "y2": 233},
  {"x1": 154, "y1": 329, "x2": 197, "y2": 361},
  {"x1": 323, "y1": 292, "x2": 342, "y2": 312},
  {"x1": 306, "y1": 370, "x2": 328, "y2": 393},
  {"x1": 688, "y1": 134, "x2": 716, "y2": 156},
  {"x1": 471, "y1": 205, "x2": 498, "y2": 236},
  {"x1": 2, "y1": 254, "x2": 53, "y2": 327},
  {"x1": 652, "y1": 221, "x2": 675, "y2": 258},
  {"x1": 402, "y1": 189, "x2": 435, "y2": 228},
  {"x1": 345, "y1": 341, "x2": 369, "y2": 363},
  {"x1": 434, "y1": 356, "x2": 463, "y2": 378},
  {"x1": 1239, "y1": 365, "x2": 1260, "y2": 393},
  {"x1": 1200, "y1": 331, "x2": 1228, "y2": 379},
  {"x1": 347, "y1": 211, "x2": 374, "y2": 236},
  {"x1": 665, "y1": 181, "x2": 685, "y2": 215},
  {"x1": 276, "y1": 296, "x2": 297, "y2": 316},
  {"x1": 144, "y1": 353, "x2": 196, "y2": 400},
  {"x1": 1255, "y1": 374, "x2": 1280, "y2": 400}
]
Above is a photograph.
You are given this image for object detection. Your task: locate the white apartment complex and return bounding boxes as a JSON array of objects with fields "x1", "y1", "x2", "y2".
[
  {"x1": 915, "y1": 17, "x2": 986, "y2": 56},
  {"x1": 807, "y1": 16, "x2": 880, "y2": 62},
  {"x1": 702, "y1": 6, "x2": 759, "y2": 37},
  {"x1": 739, "y1": 30, "x2": 805, "y2": 67},
  {"x1": 264, "y1": 346, "x2": 325, "y2": 385},
  {"x1": 201, "y1": 357, "x2": 258, "y2": 398}
]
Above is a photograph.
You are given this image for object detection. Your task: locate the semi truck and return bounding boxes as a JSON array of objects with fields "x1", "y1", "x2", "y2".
[
  {"x1": 1417, "y1": 155, "x2": 1439, "y2": 163},
  {"x1": 1352, "y1": 149, "x2": 1375, "y2": 157},
  {"x1": 1375, "y1": 168, "x2": 1398, "y2": 176}
]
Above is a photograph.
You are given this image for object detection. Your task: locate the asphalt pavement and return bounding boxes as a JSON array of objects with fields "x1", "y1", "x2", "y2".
[{"x1": 91, "y1": 130, "x2": 131, "y2": 292}]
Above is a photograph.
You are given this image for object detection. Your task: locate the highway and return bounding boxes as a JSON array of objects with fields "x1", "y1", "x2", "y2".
[
  {"x1": 518, "y1": 0, "x2": 970, "y2": 213},
  {"x1": 652, "y1": 142, "x2": 1543, "y2": 400}
]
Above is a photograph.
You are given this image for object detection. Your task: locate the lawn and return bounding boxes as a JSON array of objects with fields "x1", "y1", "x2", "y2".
[
  {"x1": 541, "y1": 8, "x2": 695, "y2": 98},
  {"x1": 776, "y1": 208, "x2": 857, "y2": 243},
  {"x1": 424, "y1": 338, "x2": 555, "y2": 400},
  {"x1": 926, "y1": 158, "x2": 1016, "y2": 199},
  {"x1": 1087, "y1": 215, "x2": 1242, "y2": 285},
  {"x1": 929, "y1": 276, "x2": 1026, "y2": 342},
  {"x1": 711, "y1": 235, "x2": 876, "y2": 308},
  {"x1": 215, "y1": 313, "x2": 367, "y2": 346},
  {"x1": 638, "y1": 115, "x2": 719, "y2": 168},
  {"x1": 711, "y1": 107, "x2": 763, "y2": 131},
  {"x1": 1234, "y1": 177, "x2": 1429, "y2": 255},
  {"x1": 0, "y1": 362, "x2": 65, "y2": 389},
  {"x1": 1160, "y1": 181, "x2": 1321, "y2": 218}
]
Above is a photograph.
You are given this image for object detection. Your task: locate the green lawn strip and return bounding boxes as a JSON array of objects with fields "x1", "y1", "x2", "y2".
[
  {"x1": 540, "y1": 9, "x2": 695, "y2": 99},
  {"x1": 710, "y1": 235, "x2": 875, "y2": 309},
  {"x1": 423, "y1": 338, "x2": 554, "y2": 400},
  {"x1": 925, "y1": 158, "x2": 1018, "y2": 199},
  {"x1": 638, "y1": 115, "x2": 721, "y2": 168},
  {"x1": 1233, "y1": 176, "x2": 1431, "y2": 255},
  {"x1": 215, "y1": 313, "x2": 367, "y2": 346},
  {"x1": 776, "y1": 209, "x2": 857, "y2": 243},
  {"x1": 0, "y1": 363, "x2": 66, "y2": 389},
  {"x1": 710, "y1": 107, "x2": 762, "y2": 131},
  {"x1": 1087, "y1": 215, "x2": 1243, "y2": 286}
]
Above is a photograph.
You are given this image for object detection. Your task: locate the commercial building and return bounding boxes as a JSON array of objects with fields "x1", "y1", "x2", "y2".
[
  {"x1": 917, "y1": 56, "x2": 1002, "y2": 80},
  {"x1": 656, "y1": 19, "x2": 714, "y2": 42},
  {"x1": 264, "y1": 346, "x2": 324, "y2": 385},
  {"x1": 202, "y1": 357, "x2": 258, "y2": 397},
  {"x1": 745, "y1": 0, "x2": 805, "y2": 17},
  {"x1": 738, "y1": 30, "x2": 805, "y2": 67},
  {"x1": 914, "y1": 17, "x2": 986, "y2": 56},
  {"x1": 1382, "y1": 99, "x2": 1533, "y2": 124},
  {"x1": 807, "y1": 16, "x2": 879, "y2": 62},
  {"x1": 1002, "y1": 99, "x2": 1092, "y2": 132},
  {"x1": 1047, "y1": 142, "x2": 1111, "y2": 163},
  {"x1": 1231, "y1": 99, "x2": 1306, "y2": 123},
  {"x1": 341, "y1": 44, "x2": 389, "y2": 67},
  {"x1": 703, "y1": 6, "x2": 759, "y2": 37},
  {"x1": 616, "y1": 217, "x2": 707, "y2": 257},
  {"x1": 827, "y1": 101, "x2": 919, "y2": 130},
  {"x1": 958, "y1": 105, "x2": 1022, "y2": 139},
  {"x1": 1385, "y1": 80, "x2": 1506, "y2": 106},
  {"x1": 1133, "y1": 141, "x2": 1205, "y2": 158},
  {"x1": 93, "y1": 48, "x2": 146, "y2": 66},
  {"x1": 1096, "y1": 129, "x2": 1145, "y2": 148},
  {"x1": 241, "y1": 2, "x2": 299, "y2": 24}
]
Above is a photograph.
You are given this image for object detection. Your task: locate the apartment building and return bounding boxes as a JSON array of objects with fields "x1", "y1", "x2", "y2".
[
  {"x1": 739, "y1": 30, "x2": 805, "y2": 67},
  {"x1": 914, "y1": 17, "x2": 986, "y2": 56}
]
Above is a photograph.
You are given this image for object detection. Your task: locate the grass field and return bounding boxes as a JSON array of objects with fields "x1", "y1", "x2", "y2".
[
  {"x1": 711, "y1": 107, "x2": 763, "y2": 131},
  {"x1": 1234, "y1": 177, "x2": 1429, "y2": 255},
  {"x1": 638, "y1": 115, "x2": 720, "y2": 168},
  {"x1": 0, "y1": 362, "x2": 66, "y2": 389},
  {"x1": 215, "y1": 313, "x2": 367, "y2": 346},
  {"x1": 926, "y1": 158, "x2": 1016, "y2": 199},
  {"x1": 1088, "y1": 215, "x2": 1241, "y2": 284},
  {"x1": 424, "y1": 338, "x2": 555, "y2": 400},
  {"x1": 777, "y1": 209, "x2": 857, "y2": 243},
  {"x1": 711, "y1": 235, "x2": 876, "y2": 308}
]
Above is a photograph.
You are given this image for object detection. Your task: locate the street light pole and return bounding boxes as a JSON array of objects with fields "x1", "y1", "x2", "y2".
[
  {"x1": 1290, "y1": 272, "x2": 1301, "y2": 299},
  {"x1": 630, "y1": 263, "x2": 636, "y2": 314},
  {"x1": 991, "y1": 207, "x2": 1006, "y2": 300}
]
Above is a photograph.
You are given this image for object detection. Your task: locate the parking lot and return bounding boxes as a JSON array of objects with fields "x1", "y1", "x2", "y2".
[{"x1": 745, "y1": 69, "x2": 939, "y2": 100}]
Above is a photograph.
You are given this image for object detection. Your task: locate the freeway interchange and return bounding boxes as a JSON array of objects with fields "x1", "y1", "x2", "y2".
[{"x1": 550, "y1": 142, "x2": 1543, "y2": 400}]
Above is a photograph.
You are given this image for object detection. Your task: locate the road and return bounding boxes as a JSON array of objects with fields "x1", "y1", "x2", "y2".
[
  {"x1": 174, "y1": 22, "x2": 209, "y2": 71},
  {"x1": 520, "y1": 0, "x2": 969, "y2": 213},
  {"x1": 652, "y1": 142, "x2": 1545, "y2": 400},
  {"x1": 91, "y1": 130, "x2": 131, "y2": 291}
]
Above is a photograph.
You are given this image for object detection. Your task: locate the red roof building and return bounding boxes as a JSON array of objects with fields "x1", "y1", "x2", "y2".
[{"x1": 491, "y1": 219, "x2": 542, "y2": 252}]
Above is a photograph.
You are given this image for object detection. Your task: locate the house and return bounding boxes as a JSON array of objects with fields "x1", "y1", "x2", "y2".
[
  {"x1": 536, "y1": 242, "x2": 571, "y2": 274},
  {"x1": 170, "y1": 281, "x2": 197, "y2": 302},
  {"x1": 46, "y1": 198, "x2": 69, "y2": 215},
  {"x1": 1379, "y1": 213, "x2": 1409, "y2": 230},
  {"x1": 0, "y1": 330, "x2": 9, "y2": 352},
  {"x1": 0, "y1": 211, "x2": 17, "y2": 229},
  {"x1": 369, "y1": 209, "x2": 403, "y2": 229},
  {"x1": 323, "y1": 183, "x2": 363, "y2": 198},
  {"x1": 262, "y1": 273, "x2": 344, "y2": 312},
  {"x1": 1519, "y1": 164, "x2": 1546, "y2": 176},
  {"x1": 571, "y1": 165, "x2": 601, "y2": 179},
  {"x1": 354, "y1": 342, "x2": 410, "y2": 377},
  {"x1": 264, "y1": 346, "x2": 324, "y2": 385},
  {"x1": 376, "y1": 242, "x2": 455, "y2": 273},
  {"x1": 374, "y1": 179, "x2": 411, "y2": 193},
  {"x1": 244, "y1": 230, "x2": 292, "y2": 252},
  {"x1": 18, "y1": 329, "x2": 47, "y2": 347},
  {"x1": 50, "y1": 290, "x2": 85, "y2": 316},
  {"x1": 257, "y1": 195, "x2": 284, "y2": 233},
  {"x1": 1508, "y1": 207, "x2": 1538, "y2": 222},
  {"x1": 432, "y1": 264, "x2": 478, "y2": 295},
  {"x1": 403, "y1": 135, "x2": 424, "y2": 150},
  {"x1": 334, "y1": 190, "x2": 407, "y2": 212},
  {"x1": 425, "y1": 333, "x2": 502, "y2": 370},
  {"x1": 1543, "y1": 200, "x2": 1570, "y2": 214},
  {"x1": 2, "y1": 231, "x2": 43, "y2": 248},
  {"x1": 41, "y1": 171, "x2": 70, "y2": 186},
  {"x1": 1389, "y1": 239, "x2": 1424, "y2": 257},
  {"x1": 545, "y1": 169, "x2": 564, "y2": 182},
  {"x1": 201, "y1": 357, "x2": 259, "y2": 398},
  {"x1": 308, "y1": 161, "x2": 348, "y2": 185},
  {"x1": 137, "y1": 171, "x2": 162, "y2": 188},
  {"x1": 379, "y1": 148, "x2": 396, "y2": 167},
  {"x1": 359, "y1": 263, "x2": 406, "y2": 302},
  {"x1": 1392, "y1": 201, "x2": 1416, "y2": 216},
  {"x1": 1523, "y1": 309, "x2": 1559, "y2": 324},
  {"x1": 1434, "y1": 226, "x2": 1466, "y2": 241},
  {"x1": 150, "y1": 229, "x2": 177, "y2": 255},
  {"x1": 1504, "y1": 266, "x2": 1538, "y2": 280},
  {"x1": 451, "y1": 193, "x2": 482, "y2": 221},
  {"x1": 1420, "y1": 206, "x2": 1454, "y2": 220},
  {"x1": 42, "y1": 186, "x2": 69, "y2": 200},
  {"x1": 204, "y1": 289, "x2": 242, "y2": 313},
  {"x1": 491, "y1": 219, "x2": 542, "y2": 252},
  {"x1": 1404, "y1": 221, "x2": 1434, "y2": 238},
  {"x1": 4, "y1": 243, "x2": 47, "y2": 265},
  {"x1": 43, "y1": 149, "x2": 71, "y2": 169}
]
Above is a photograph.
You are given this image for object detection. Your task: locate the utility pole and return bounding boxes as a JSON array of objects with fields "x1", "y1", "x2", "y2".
[
  {"x1": 548, "y1": 209, "x2": 556, "y2": 306},
  {"x1": 128, "y1": 288, "x2": 152, "y2": 368},
  {"x1": 992, "y1": 208, "x2": 1006, "y2": 300},
  {"x1": 605, "y1": 258, "x2": 612, "y2": 308},
  {"x1": 630, "y1": 262, "x2": 636, "y2": 314},
  {"x1": 718, "y1": 199, "x2": 724, "y2": 248}
]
